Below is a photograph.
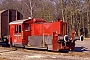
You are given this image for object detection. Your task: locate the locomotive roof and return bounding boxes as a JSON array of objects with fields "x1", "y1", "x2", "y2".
[{"x1": 9, "y1": 19, "x2": 29, "y2": 25}]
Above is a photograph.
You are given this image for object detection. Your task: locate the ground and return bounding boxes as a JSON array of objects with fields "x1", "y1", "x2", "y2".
[{"x1": 0, "y1": 38, "x2": 90, "y2": 60}]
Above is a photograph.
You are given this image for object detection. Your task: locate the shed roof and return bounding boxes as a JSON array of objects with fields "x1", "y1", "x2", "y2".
[
  {"x1": 0, "y1": 10, "x2": 6, "y2": 14},
  {"x1": 9, "y1": 19, "x2": 29, "y2": 25}
]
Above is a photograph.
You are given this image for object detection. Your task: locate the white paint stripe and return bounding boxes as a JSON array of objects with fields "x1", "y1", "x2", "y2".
[{"x1": 14, "y1": 35, "x2": 21, "y2": 36}]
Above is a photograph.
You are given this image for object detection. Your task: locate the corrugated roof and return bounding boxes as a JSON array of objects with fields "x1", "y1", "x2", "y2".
[{"x1": 9, "y1": 19, "x2": 29, "y2": 25}]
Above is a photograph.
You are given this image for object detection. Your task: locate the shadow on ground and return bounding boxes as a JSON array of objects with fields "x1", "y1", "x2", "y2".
[
  {"x1": 73, "y1": 47, "x2": 90, "y2": 52},
  {"x1": 0, "y1": 42, "x2": 9, "y2": 47}
]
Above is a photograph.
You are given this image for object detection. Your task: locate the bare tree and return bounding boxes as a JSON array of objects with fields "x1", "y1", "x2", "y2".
[
  {"x1": 0, "y1": 0, "x2": 90, "y2": 37},
  {"x1": 22, "y1": 0, "x2": 33, "y2": 17}
]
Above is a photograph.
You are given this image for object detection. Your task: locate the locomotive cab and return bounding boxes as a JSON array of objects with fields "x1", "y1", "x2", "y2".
[{"x1": 9, "y1": 19, "x2": 31, "y2": 47}]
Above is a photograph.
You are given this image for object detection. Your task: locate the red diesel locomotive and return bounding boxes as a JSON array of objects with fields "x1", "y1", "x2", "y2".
[{"x1": 9, "y1": 18, "x2": 83, "y2": 51}]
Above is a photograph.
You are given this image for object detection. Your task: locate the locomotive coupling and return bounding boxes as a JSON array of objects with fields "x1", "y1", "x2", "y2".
[{"x1": 57, "y1": 35, "x2": 84, "y2": 43}]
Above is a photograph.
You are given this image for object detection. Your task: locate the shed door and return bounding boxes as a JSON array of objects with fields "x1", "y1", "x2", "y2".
[{"x1": 14, "y1": 25, "x2": 22, "y2": 44}]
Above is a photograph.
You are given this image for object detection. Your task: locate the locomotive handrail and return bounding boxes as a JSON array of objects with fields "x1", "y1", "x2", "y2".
[{"x1": 42, "y1": 33, "x2": 45, "y2": 47}]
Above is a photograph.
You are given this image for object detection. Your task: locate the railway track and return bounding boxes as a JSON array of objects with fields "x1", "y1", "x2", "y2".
[
  {"x1": 0, "y1": 47, "x2": 90, "y2": 60},
  {"x1": 0, "y1": 46, "x2": 90, "y2": 58}
]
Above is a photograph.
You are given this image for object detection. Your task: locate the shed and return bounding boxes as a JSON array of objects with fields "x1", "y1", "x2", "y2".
[{"x1": 0, "y1": 9, "x2": 23, "y2": 38}]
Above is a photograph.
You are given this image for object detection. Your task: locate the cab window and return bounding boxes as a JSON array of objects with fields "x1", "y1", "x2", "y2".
[
  {"x1": 15, "y1": 25, "x2": 22, "y2": 33},
  {"x1": 24, "y1": 23, "x2": 30, "y2": 31},
  {"x1": 19, "y1": 25, "x2": 21, "y2": 33},
  {"x1": 15, "y1": 25, "x2": 18, "y2": 33}
]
